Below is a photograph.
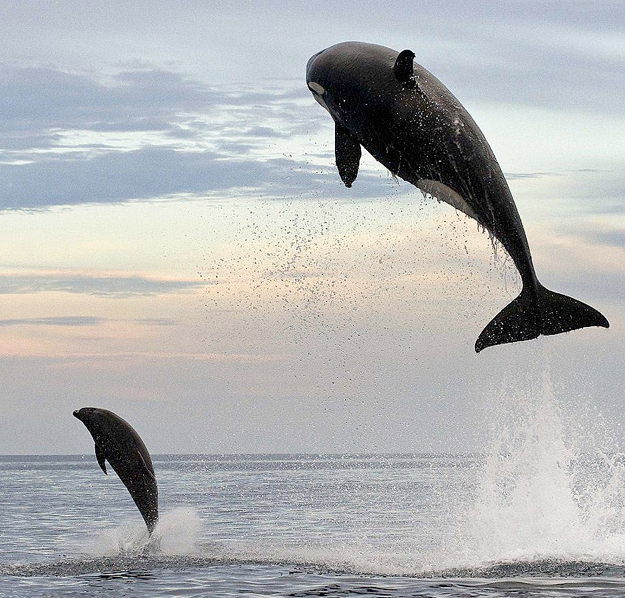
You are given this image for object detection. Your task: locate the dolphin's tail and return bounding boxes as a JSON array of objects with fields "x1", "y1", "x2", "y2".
[
  {"x1": 139, "y1": 503, "x2": 158, "y2": 536},
  {"x1": 475, "y1": 284, "x2": 609, "y2": 353},
  {"x1": 146, "y1": 516, "x2": 158, "y2": 536}
]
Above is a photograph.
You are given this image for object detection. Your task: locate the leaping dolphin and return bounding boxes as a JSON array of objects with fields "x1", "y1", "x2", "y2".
[
  {"x1": 74, "y1": 407, "x2": 158, "y2": 534},
  {"x1": 306, "y1": 42, "x2": 609, "y2": 352}
]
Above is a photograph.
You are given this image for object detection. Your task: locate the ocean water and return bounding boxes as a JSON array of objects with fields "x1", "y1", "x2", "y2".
[{"x1": 4, "y1": 371, "x2": 625, "y2": 596}]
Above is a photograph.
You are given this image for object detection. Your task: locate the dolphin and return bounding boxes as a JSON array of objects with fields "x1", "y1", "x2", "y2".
[
  {"x1": 73, "y1": 407, "x2": 158, "y2": 534},
  {"x1": 306, "y1": 42, "x2": 609, "y2": 352}
]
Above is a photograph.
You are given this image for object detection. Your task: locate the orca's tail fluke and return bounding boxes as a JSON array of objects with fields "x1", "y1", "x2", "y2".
[{"x1": 475, "y1": 284, "x2": 609, "y2": 353}]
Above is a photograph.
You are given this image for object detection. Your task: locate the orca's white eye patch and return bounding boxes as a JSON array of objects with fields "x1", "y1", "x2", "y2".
[{"x1": 308, "y1": 82, "x2": 325, "y2": 95}]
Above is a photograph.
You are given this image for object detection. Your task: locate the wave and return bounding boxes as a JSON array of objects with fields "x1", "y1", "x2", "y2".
[
  {"x1": 3, "y1": 554, "x2": 625, "y2": 580},
  {"x1": 437, "y1": 558, "x2": 622, "y2": 578}
]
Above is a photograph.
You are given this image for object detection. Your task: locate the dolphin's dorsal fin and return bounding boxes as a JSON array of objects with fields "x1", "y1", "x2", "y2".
[
  {"x1": 95, "y1": 442, "x2": 108, "y2": 475},
  {"x1": 394, "y1": 50, "x2": 417, "y2": 88},
  {"x1": 335, "y1": 122, "x2": 361, "y2": 187}
]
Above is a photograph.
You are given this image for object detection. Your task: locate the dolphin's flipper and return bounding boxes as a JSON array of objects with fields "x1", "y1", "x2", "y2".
[
  {"x1": 335, "y1": 122, "x2": 361, "y2": 187},
  {"x1": 476, "y1": 285, "x2": 610, "y2": 352},
  {"x1": 95, "y1": 442, "x2": 108, "y2": 474}
]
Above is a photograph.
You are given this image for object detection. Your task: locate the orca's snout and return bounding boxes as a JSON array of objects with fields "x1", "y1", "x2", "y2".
[
  {"x1": 306, "y1": 48, "x2": 326, "y2": 82},
  {"x1": 73, "y1": 409, "x2": 83, "y2": 420}
]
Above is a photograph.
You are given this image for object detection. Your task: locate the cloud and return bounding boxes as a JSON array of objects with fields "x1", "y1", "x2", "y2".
[
  {"x1": 0, "y1": 66, "x2": 217, "y2": 135},
  {"x1": 555, "y1": 169, "x2": 625, "y2": 214},
  {"x1": 0, "y1": 316, "x2": 179, "y2": 327},
  {"x1": 245, "y1": 126, "x2": 288, "y2": 138},
  {"x1": 504, "y1": 172, "x2": 558, "y2": 180},
  {"x1": 0, "y1": 272, "x2": 207, "y2": 297},
  {"x1": 569, "y1": 226, "x2": 625, "y2": 252},
  {"x1": 587, "y1": 230, "x2": 625, "y2": 249},
  {"x1": 0, "y1": 144, "x2": 397, "y2": 210},
  {"x1": 0, "y1": 64, "x2": 310, "y2": 151},
  {"x1": 0, "y1": 350, "x2": 286, "y2": 363},
  {"x1": 544, "y1": 266, "x2": 625, "y2": 306},
  {"x1": 134, "y1": 318, "x2": 177, "y2": 326},
  {"x1": 0, "y1": 316, "x2": 105, "y2": 327},
  {"x1": 0, "y1": 63, "x2": 345, "y2": 209}
]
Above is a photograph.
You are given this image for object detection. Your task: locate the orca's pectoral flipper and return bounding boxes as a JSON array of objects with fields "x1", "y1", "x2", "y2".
[
  {"x1": 475, "y1": 284, "x2": 609, "y2": 353},
  {"x1": 335, "y1": 122, "x2": 361, "y2": 188}
]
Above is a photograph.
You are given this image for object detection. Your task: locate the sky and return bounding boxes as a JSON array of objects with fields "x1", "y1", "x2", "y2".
[{"x1": 0, "y1": 0, "x2": 624, "y2": 454}]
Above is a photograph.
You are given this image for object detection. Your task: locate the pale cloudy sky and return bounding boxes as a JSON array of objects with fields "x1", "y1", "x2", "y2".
[{"x1": 0, "y1": 1, "x2": 623, "y2": 454}]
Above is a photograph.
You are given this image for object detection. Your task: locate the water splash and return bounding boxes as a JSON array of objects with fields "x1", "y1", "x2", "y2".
[
  {"x1": 82, "y1": 507, "x2": 201, "y2": 557},
  {"x1": 154, "y1": 507, "x2": 201, "y2": 555},
  {"x1": 452, "y1": 343, "x2": 625, "y2": 569}
]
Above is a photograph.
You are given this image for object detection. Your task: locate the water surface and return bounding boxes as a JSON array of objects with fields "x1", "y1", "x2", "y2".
[{"x1": 3, "y1": 452, "x2": 625, "y2": 597}]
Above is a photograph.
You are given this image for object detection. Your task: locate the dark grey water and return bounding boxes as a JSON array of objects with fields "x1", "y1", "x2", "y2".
[{"x1": 3, "y1": 453, "x2": 625, "y2": 597}]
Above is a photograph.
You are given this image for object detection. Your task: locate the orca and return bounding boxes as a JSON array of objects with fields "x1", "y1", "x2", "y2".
[
  {"x1": 74, "y1": 407, "x2": 158, "y2": 534},
  {"x1": 306, "y1": 42, "x2": 609, "y2": 352}
]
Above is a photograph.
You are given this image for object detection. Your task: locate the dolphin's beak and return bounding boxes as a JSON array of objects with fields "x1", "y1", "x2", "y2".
[{"x1": 73, "y1": 409, "x2": 81, "y2": 419}]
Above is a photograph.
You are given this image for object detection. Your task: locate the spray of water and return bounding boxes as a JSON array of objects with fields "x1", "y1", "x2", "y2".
[
  {"x1": 82, "y1": 507, "x2": 201, "y2": 557},
  {"x1": 452, "y1": 343, "x2": 625, "y2": 570}
]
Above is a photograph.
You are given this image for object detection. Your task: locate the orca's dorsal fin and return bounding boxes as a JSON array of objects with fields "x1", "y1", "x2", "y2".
[
  {"x1": 394, "y1": 49, "x2": 417, "y2": 89},
  {"x1": 335, "y1": 122, "x2": 361, "y2": 187},
  {"x1": 95, "y1": 442, "x2": 108, "y2": 475}
]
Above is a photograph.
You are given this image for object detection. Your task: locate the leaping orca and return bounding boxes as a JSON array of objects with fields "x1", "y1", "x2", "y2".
[{"x1": 306, "y1": 42, "x2": 608, "y2": 352}]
